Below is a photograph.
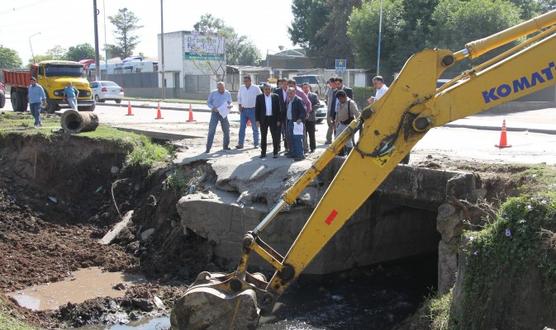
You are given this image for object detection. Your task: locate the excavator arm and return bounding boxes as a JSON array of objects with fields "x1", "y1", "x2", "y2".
[{"x1": 172, "y1": 10, "x2": 556, "y2": 329}]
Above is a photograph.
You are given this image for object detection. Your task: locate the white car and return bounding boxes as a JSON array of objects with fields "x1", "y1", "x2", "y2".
[{"x1": 91, "y1": 81, "x2": 124, "y2": 104}]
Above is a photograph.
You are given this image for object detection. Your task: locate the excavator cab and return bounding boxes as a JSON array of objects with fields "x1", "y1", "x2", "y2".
[{"x1": 171, "y1": 10, "x2": 556, "y2": 329}]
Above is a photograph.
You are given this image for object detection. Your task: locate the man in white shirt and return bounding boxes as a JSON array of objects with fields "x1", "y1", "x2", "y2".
[
  {"x1": 367, "y1": 76, "x2": 389, "y2": 105},
  {"x1": 236, "y1": 76, "x2": 262, "y2": 149}
]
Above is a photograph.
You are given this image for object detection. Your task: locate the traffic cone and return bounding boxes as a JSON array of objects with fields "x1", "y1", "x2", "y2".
[
  {"x1": 495, "y1": 119, "x2": 511, "y2": 148},
  {"x1": 155, "y1": 102, "x2": 163, "y2": 120},
  {"x1": 126, "y1": 101, "x2": 134, "y2": 116},
  {"x1": 187, "y1": 104, "x2": 195, "y2": 122}
]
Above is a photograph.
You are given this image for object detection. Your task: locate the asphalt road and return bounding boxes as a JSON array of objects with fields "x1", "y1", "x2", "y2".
[{"x1": 3, "y1": 100, "x2": 556, "y2": 165}]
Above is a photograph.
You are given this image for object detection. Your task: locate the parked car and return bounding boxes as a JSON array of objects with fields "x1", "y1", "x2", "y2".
[
  {"x1": 314, "y1": 100, "x2": 327, "y2": 124},
  {"x1": 91, "y1": 81, "x2": 124, "y2": 103},
  {"x1": 293, "y1": 75, "x2": 322, "y2": 95},
  {"x1": 0, "y1": 82, "x2": 5, "y2": 109}
]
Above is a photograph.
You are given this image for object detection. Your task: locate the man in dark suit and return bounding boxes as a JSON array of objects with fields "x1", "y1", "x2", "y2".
[
  {"x1": 274, "y1": 78, "x2": 289, "y2": 152},
  {"x1": 284, "y1": 87, "x2": 307, "y2": 161},
  {"x1": 256, "y1": 83, "x2": 281, "y2": 158},
  {"x1": 335, "y1": 77, "x2": 353, "y2": 98}
]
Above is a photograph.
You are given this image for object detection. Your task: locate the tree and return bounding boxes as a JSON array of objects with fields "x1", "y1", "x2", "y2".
[
  {"x1": 508, "y1": 0, "x2": 556, "y2": 19},
  {"x1": 348, "y1": 0, "x2": 407, "y2": 77},
  {"x1": 108, "y1": 8, "x2": 142, "y2": 58},
  {"x1": 193, "y1": 14, "x2": 261, "y2": 66},
  {"x1": 430, "y1": 0, "x2": 521, "y2": 51},
  {"x1": 0, "y1": 46, "x2": 22, "y2": 69},
  {"x1": 29, "y1": 45, "x2": 67, "y2": 64},
  {"x1": 289, "y1": 0, "x2": 362, "y2": 68},
  {"x1": 65, "y1": 43, "x2": 96, "y2": 61}
]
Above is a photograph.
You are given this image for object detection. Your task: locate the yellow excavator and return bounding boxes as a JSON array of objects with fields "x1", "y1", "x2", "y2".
[{"x1": 171, "y1": 10, "x2": 556, "y2": 329}]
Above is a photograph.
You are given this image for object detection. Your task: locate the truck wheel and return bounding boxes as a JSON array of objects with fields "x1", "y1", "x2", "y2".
[
  {"x1": 11, "y1": 91, "x2": 21, "y2": 111},
  {"x1": 115, "y1": 99, "x2": 121, "y2": 104},
  {"x1": 10, "y1": 92, "x2": 17, "y2": 111},
  {"x1": 46, "y1": 100, "x2": 59, "y2": 114},
  {"x1": 0, "y1": 93, "x2": 5, "y2": 108}
]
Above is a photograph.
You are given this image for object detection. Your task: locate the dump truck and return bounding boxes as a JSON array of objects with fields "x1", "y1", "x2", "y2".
[
  {"x1": 171, "y1": 9, "x2": 556, "y2": 329},
  {"x1": 3, "y1": 60, "x2": 95, "y2": 113}
]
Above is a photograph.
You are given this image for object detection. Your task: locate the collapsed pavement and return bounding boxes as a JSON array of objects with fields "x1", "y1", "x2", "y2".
[{"x1": 174, "y1": 149, "x2": 487, "y2": 293}]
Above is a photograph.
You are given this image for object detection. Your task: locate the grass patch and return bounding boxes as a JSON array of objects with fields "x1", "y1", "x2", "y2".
[
  {"x1": 0, "y1": 296, "x2": 34, "y2": 330},
  {"x1": 0, "y1": 111, "x2": 172, "y2": 168},
  {"x1": 454, "y1": 195, "x2": 556, "y2": 328},
  {"x1": 0, "y1": 111, "x2": 59, "y2": 136}
]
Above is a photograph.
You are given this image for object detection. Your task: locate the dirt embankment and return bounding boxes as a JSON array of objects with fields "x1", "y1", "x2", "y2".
[{"x1": 0, "y1": 133, "x2": 218, "y2": 328}]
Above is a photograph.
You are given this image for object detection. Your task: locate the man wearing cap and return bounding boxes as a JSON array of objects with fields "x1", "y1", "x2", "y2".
[
  {"x1": 255, "y1": 83, "x2": 281, "y2": 158},
  {"x1": 28, "y1": 77, "x2": 46, "y2": 128}
]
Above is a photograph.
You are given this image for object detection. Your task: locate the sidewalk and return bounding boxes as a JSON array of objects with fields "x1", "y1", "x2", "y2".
[{"x1": 446, "y1": 107, "x2": 556, "y2": 135}]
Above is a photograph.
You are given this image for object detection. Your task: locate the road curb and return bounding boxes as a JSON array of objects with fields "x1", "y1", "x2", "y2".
[
  {"x1": 444, "y1": 123, "x2": 556, "y2": 135},
  {"x1": 114, "y1": 126, "x2": 204, "y2": 140}
]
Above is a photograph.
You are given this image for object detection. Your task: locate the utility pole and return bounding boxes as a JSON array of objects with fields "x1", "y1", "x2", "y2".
[
  {"x1": 376, "y1": 0, "x2": 383, "y2": 76},
  {"x1": 160, "y1": 0, "x2": 165, "y2": 100},
  {"x1": 93, "y1": 0, "x2": 101, "y2": 81},
  {"x1": 103, "y1": 0, "x2": 108, "y2": 78}
]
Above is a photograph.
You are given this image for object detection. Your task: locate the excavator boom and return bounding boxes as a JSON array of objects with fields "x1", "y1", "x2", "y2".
[{"x1": 172, "y1": 9, "x2": 556, "y2": 329}]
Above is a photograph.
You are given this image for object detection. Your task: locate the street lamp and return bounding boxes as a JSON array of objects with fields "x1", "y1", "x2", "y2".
[
  {"x1": 93, "y1": 0, "x2": 101, "y2": 81},
  {"x1": 376, "y1": 0, "x2": 383, "y2": 76},
  {"x1": 29, "y1": 32, "x2": 41, "y2": 64}
]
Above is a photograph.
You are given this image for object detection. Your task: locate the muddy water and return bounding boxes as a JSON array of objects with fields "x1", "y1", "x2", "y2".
[
  {"x1": 7, "y1": 267, "x2": 146, "y2": 311},
  {"x1": 105, "y1": 254, "x2": 436, "y2": 330}
]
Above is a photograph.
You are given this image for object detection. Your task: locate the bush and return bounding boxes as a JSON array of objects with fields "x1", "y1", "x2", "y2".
[
  {"x1": 453, "y1": 195, "x2": 556, "y2": 329},
  {"x1": 353, "y1": 86, "x2": 374, "y2": 109}
]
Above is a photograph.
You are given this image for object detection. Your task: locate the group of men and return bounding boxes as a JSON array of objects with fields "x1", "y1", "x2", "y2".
[
  {"x1": 206, "y1": 76, "x2": 318, "y2": 161},
  {"x1": 205, "y1": 74, "x2": 389, "y2": 160}
]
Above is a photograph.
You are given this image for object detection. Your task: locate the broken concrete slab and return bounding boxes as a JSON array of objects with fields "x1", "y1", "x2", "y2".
[
  {"x1": 99, "y1": 211, "x2": 134, "y2": 245},
  {"x1": 175, "y1": 151, "x2": 482, "y2": 275}
]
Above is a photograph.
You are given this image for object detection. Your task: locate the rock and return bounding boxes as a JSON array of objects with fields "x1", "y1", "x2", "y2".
[
  {"x1": 110, "y1": 166, "x2": 120, "y2": 174},
  {"x1": 437, "y1": 203, "x2": 463, "y2": 242},
  {"x1": 140, "y1": 228, "x2": 155, "y2": 241},
  {"x1": 153, "y1": 295, "x2": 166, "y2": 310},
  {"x1": 113, "y1": 283, "x2": 127, "y2": 291},
  {"x1": 99, "y1": 211, "x2": 134, "y2": 245},
  {"x1": 132, "y1": 298, "x2": 154, "y2": 312}
]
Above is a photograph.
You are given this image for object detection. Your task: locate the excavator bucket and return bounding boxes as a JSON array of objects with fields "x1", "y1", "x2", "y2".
[{"x1": 170, "y1": 271, "x2": 269, "y2": 330}]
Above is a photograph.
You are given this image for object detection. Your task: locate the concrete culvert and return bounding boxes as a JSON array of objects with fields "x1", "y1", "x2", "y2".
[{"x1": 61, "y1": 109, "x2": 99, "y2": 133}]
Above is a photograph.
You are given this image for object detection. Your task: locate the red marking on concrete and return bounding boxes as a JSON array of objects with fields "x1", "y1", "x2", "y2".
[{"x1": 325, "y1": 210, "x2": 338, "y2": 225}]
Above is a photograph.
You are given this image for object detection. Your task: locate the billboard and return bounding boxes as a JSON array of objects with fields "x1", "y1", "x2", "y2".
[{"x1": 184, "y1": 32, "x2": 225, "y2": 61}]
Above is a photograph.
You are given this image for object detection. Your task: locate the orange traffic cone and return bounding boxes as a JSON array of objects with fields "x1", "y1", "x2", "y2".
[
  {"x1": 187, "y1": 104, "x2": 195, "y2": 122},
  {"x1": 126, "y1": 101, "x2": 134, "y2": 116},
  {"x1": 495, "y1": 119, "x2": 511, "y2": 148},
  {"x1": 155, "y1": 102, "x2": 163, "y2": 120}
]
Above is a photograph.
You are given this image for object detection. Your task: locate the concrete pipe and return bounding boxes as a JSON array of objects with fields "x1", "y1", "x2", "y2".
[{"x1": 61, "y1": 109, "x2": 99, "y2": 133}]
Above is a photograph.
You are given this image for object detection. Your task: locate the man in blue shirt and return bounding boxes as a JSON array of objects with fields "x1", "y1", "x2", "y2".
[
  {"x1": 63, "y1": 82, "x2": 79, "y2": 111},
  {"x1": 206, "y1": 82, "x2": 233, "y2": 153},
  {"x1": 28, "y1": 77, "x2": 46, "y2": 128}
]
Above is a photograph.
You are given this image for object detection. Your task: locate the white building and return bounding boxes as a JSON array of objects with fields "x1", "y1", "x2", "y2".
[{"x1": 158, "y1": 31, "x2": 226, "y2": 93}]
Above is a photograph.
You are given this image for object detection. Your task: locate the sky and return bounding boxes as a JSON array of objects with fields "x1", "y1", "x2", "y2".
[{"x1": 0, "y1": 0, "x2": 295, "y2": 63}]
